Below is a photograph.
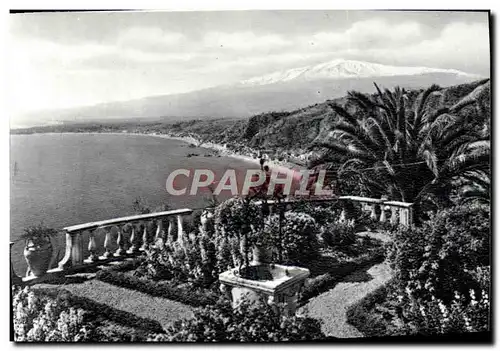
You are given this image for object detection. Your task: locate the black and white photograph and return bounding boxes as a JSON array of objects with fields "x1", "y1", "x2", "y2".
[{"x1": 7, "y1": 7, "x2": 491, "y2": 343}]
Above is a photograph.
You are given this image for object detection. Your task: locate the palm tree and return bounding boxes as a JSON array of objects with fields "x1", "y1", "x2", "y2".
[{"x1": 311, "y1": 80, "x2": 490, "y2": 220}]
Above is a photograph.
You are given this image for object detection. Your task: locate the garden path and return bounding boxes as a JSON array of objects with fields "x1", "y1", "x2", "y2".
[
  {"x1": 299, "y1": 230, "x2": 393, "y2": 338},
  {"x1": 36, "y1": 277, "x2": 194, "y2": 330}
]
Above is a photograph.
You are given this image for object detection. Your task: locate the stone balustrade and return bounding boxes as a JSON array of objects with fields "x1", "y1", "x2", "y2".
[
  {"x1": 12, "y1": 208, "x2": 193, "y2": 284},
  {"x1": 11, "y1": 195, "x2": 413, "y2": 285}
]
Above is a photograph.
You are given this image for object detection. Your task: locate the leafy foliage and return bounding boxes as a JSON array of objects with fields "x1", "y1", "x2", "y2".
[
  {"x1": 20, "y1": 224, "x2": 57, "y2": 247},
  {"x1": 95, "y1": 269, "x2": 219, "y2": 307},
  {"x1": 313, "y1": 81, "x2": 491, "y2": 219},
  {"x1": 148, "y1": 298, "x2": 325, "y2": 342},
  {"x1": 264, "y1": 212, "x2": 320, "y2": 265},
  {"x1": 387, "y1": 203, "x2": 490, "y2": 303},
  {"x1": 12, "y1": 286, "x2": 97, "y2": 342}
]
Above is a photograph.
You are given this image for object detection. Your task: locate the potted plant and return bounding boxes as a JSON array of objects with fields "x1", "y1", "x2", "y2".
[{"x1": 21, "y1": 224, "x2": 57, "y2": 277}]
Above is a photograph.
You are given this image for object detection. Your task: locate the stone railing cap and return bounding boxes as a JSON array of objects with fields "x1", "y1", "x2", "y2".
[{"x1": 64, "y1": 208, "x2": 193, "y2": 233}]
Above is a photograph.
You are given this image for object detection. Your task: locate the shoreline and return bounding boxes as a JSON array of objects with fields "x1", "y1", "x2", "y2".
[{"x1": 17, "y1": 131, "x2": 306, "y2": 176}]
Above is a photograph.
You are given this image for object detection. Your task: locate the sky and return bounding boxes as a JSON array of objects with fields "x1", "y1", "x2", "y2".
[{"x1": 8, "y1": 10, "x2": 490, "y2": 116}]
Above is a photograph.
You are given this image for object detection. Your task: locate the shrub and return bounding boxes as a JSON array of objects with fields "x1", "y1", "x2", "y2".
[
  {"x1": 95, "y1": 269, "x2": 219, "y2": 307},
  {"x1": 12, "y1": 286, "x2": 97, "y2": 342},
  {"x1": 290, "y1": 200, "x2": 341, "y2": 228},
  {"x1": 388, "y1": 203, "x2": 490, "y2": 303},
  {"x1": 382, "y1": 203, "x2": 491, "y2": 335},
  {"x1": 398, "y1": 284, "x2": 490, "y2": 335},
  {"x1": 265, "y1": 212, "x2": 320, "y2": 265},
  {"x1": 214, "y1": 197, "x2": 265, "y2": 268},
  {"x1": 136, "y1": 230, "x2": 217, "y2": 287},
  {"x1": 346, "y1": 284, "x2": 395, "y2": 338},
  {"x1": 321, "y1": 221, "x2": 356, "y2": 248},
  {"x1": 148, "y1": 298, "x2": 325, "y2": 342}
]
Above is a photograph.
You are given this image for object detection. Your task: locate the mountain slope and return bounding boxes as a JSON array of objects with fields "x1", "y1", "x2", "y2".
[
  {"x1": 238, "y1": 59, "x2": 478, "y2": 86},
  {"x1": 15, "y1": 60, "x2": 485, "y2": 128}
]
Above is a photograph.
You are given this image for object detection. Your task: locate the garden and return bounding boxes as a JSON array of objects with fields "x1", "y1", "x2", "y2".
[{"x1": 12, "y1": 80, "x2": 491, "y2": 342}]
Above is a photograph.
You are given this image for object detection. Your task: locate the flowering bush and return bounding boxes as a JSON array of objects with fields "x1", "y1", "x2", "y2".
[
  {"x1": 382, "y1": 203, "x2": 491, "y2": 335},
  {"x1": 12, "y1": 286, "x2": 96, "y2": 342},
  {"x1": 147, "y1": 298, "x2": 325, "y2": 342},
  {"x1": 137, "y1": 230, "x2": 217, "y2": 287},
  {"x1": 265, "y1": 212, "x2": 320, "y2": 265},
  {"x1": 388, "y1": 203, "x2": 490, "y2": 303},
  {"x1": 214, "y1": 197, "x2": 267, "y2": 269},
  {"x1": 398, "y1": 285, "x2": 490, "y2": 335}
]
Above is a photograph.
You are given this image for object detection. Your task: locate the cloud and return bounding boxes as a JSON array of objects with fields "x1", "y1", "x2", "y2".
[
  {"x1": 8, "y1": 17, "x2": 490, "y2": 116},
  {"x1": 299, "y1": 19, "x2": 423, "y2": 51},
  {"x1": 333, "y1": 22, "x2": 490, "y2": 73},
  {"x1": 203, "y1": 31, "x2": 292, "y2": 51},
  {"x1": 117, "y1": 27, "x2": 185, "y2": 49}
]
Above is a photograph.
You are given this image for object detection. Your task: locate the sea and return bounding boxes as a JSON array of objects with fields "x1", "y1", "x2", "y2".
[{"x1": 10, "y1": 133, "x2": 258, "y2": 273}]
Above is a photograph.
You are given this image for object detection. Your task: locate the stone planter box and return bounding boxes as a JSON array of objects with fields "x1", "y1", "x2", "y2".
[{"x1": 219, "y1": 263, "x2": 310, "y2": 316}]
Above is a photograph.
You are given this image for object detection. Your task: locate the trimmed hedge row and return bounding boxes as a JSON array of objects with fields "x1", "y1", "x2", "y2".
[
  {"x1": 35, "y1": 287, "x2": 164, "y2": 341},
  {"x1": 345, "y1": 283, "x2": 391, "y2": 338},
  {"x1": 95, "y1": 269, "x2": 219, "y2": 308},
  {"x1": 300, "y1": 248, "x2": 385, "y2": 304}
]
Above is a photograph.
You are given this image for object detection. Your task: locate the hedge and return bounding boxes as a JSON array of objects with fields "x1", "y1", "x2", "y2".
[
  {"x1": 34, "y1": 287, "x2": 164, "y2": 341},
  {"x1": 95, "y1": 270, "x2": 219, "y2": 308},
  {"x1": 300, "y1": 248, "x2": 385, "y2": 304},
  {"x1": 345, "y1": 283, "x2": 391, "y2": 338}
]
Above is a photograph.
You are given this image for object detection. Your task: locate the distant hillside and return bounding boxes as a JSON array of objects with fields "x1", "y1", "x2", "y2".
[
  {"x1": 159, "y1": 78, "x2": 491, "y2": 155},
  {"x1": 12, "y1": 79, "x2": 490, "y2": 169},
  {"x1": 14, "y1": 59, "x2": 483, "y2": 128}
]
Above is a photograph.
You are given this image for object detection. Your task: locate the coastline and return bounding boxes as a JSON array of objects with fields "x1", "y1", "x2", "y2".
[{"x1": 20, "y1": 131, "x2": 306, "y2": 176}]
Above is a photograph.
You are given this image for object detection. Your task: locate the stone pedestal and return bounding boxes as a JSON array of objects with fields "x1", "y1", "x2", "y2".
[{"x1": 219, "y1": 264, "x2": 309, "y2": 316}]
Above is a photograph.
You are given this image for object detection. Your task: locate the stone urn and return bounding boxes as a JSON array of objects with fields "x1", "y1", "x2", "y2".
[
  {"x1": 219, "y1": 244, "x2": 310, "y2": 316},
  {"x1": 24, "y1": 236, "x2": 53, "y2": 277}
]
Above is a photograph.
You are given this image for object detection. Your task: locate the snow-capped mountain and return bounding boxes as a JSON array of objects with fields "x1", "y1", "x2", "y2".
[
  {"x1": 239, "y1": 59, "x2": 479, "y2": 86},
  {"x1": 16, "y1": 59, "x2": 485, "y2": 127}
]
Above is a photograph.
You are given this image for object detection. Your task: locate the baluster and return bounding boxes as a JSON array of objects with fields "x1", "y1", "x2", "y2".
[
  {"x1": 140, "y1": 221, "x2": 150, "y2": 251},
  {"x1": 101, "y1": 227, "x2": 114, "y2": 259},
  {"x1": 127, "y1": 223, "x2": 139, "y2": 254},
  {"x1": 10, "y1": 242, "x2": 22, "y2": 285},
  {"x1": 407, "y1": 206, "x2": 414, "y2": 227},
  {"x1": 177, "y1": 215, "x2": 185, "y2": 246},
  {"x1": 166, "y1": 217, "x2": 175, "y2": 243},
  {"x1": 155, "y1": 219, "x2": 164, "y2": 244},
  {"x1": 74, "y1": 231, "x2": 84, "y2": 266},
  {"x1": 390, "y1": 206, "x2": 398, "y2": 225},
  {"x1": 114, "y1": 225, "x2": 126, "y2": 257},
  {"x1": 379, "y1": 198, "x2": 387, "y2": 222},
  {"x1": 370, "y1": 203, "x2": 378, "y2": 220},
  {"x1": 85, "y1": 229, "x2": 98, "y2": 263},
  {"x1": 399, "y1": 208, "x2": 408, "y2": 226}
]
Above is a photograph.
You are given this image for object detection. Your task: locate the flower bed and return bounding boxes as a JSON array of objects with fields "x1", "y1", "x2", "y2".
[{"x1": 13, "y1": 286, "x2": 163, "y2": 342}]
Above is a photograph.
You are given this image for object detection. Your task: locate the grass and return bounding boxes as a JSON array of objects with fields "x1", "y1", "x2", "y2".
[
  {"x1": 95, "y1": 269, "x2": 219, "y2": 308},
  {"x1": 300, "y1": 246, "x2": 385, "y2": 304},
  {"x1": 34, "y1": 287, "x2": 165, "y2": 341}
]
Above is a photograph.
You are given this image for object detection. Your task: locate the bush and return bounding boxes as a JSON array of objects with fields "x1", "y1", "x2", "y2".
[
  {"x1": 12, "y1": 286, "x2": 97, "y2": 342},
  {"x1": 136, "y1": 231, "x2": 217, "y2": 288},
  {"x1": 214, "y1": 197, "x2": 265, "y2": 268},
  {"x1": 381, "y1": 203, "x2": 491, "y2": 335},
  {"x1": 346, "y1": 284, "x2": 395, "y2": 338},
  {"x1": 387, "y1": 203, "x2": 490, "y2": 303},
  {"x1": 321, "y1": 221, "x2": 356, "y2": 247},
  {"x1": 38, "y1": 287, "x2": 164, "y2": 341},
  {"x1": 265, "y1": 212, "x2": 320, "y2": 265},
  {"x1": 148, "y1": 298, "x2": 326, "y2": 342},
  {"x1": 301, "y1": 248, "x2": 385, "y2": 302},
  {"x1": 95, "y1": 269, "x2": 219, "y2": 307}
]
